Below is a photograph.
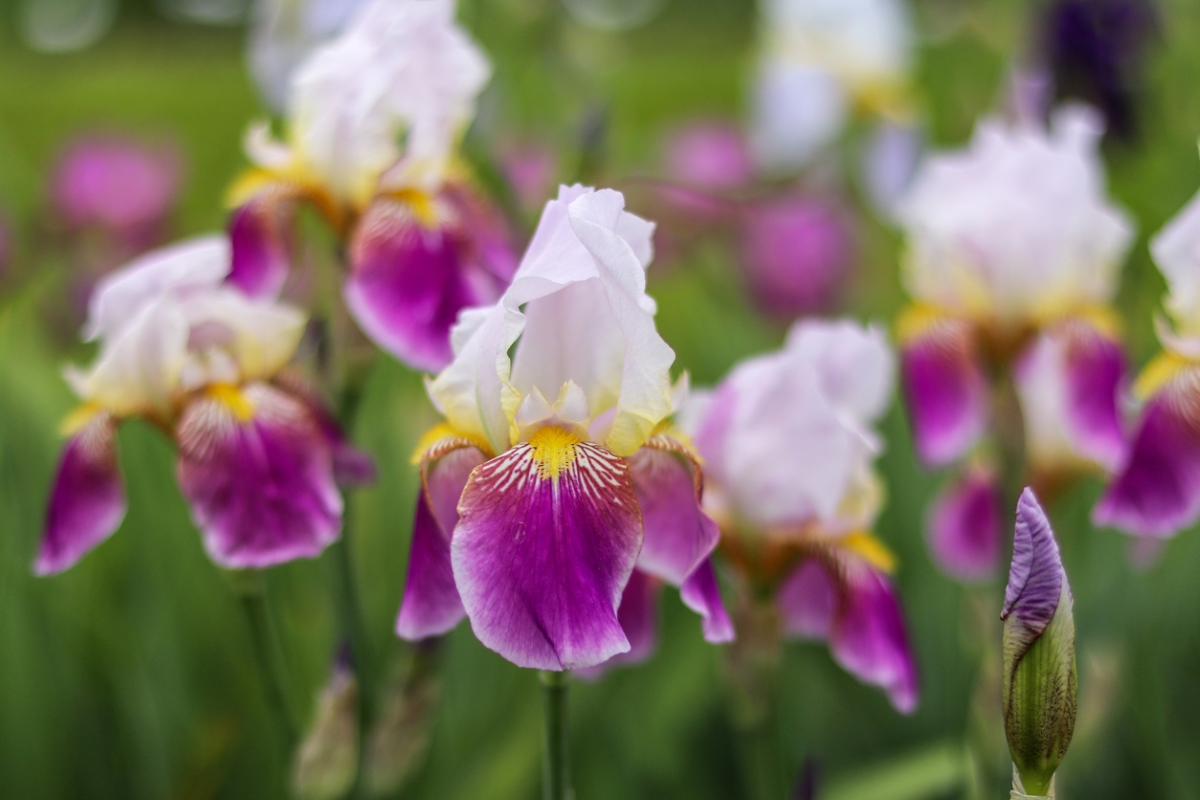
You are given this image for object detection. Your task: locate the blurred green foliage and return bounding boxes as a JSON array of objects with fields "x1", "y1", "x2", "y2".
[{"x1": 3, "y1": 0, "x2": 1200, "y2": 798}]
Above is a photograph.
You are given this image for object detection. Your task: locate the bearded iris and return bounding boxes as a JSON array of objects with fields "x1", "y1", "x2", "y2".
[
  {"x1": 37, "y1": 235, "x2": 367, "y2": 574},
  {"x1": 395, "y1": 185, "x2": 731, "y2": 670},
  {"x1": 228, "y1": 0, "x2": 516, "y2": 372},
  {"x1": 895, "y1": 106, "x2": 1135, "y2": 580},
  {"x1": 688, "y1": 319, "x2": 918, "y2": 712}
]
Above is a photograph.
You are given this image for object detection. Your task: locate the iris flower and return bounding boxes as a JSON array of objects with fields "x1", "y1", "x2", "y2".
[
  {"x1": 896, "y1": 106, "x2": 1134, "y2": 580},
  {"x1": 687, "y1": 320, "x2": 918, "y2": 713},
  {"x1": 395, "y1": 185, "x2": 732, "y2": 671},
  {"x1": 37, "y1": 235, "x2": 367, "y2": 574},
  {"x1": 228, "y1": 0, "x2": 516, "y2": 372},
  {"x1": 1096, "y1": 165, "x2": 1200, "y2": 536}
]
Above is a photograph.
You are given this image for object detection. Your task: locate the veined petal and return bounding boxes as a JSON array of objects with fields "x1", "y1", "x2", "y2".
[
  {"x1": 176, "y1": 382, "x2": 342, "y2": 568},
  {"x1": 680, "y1": 558, "x2": 735, "y2": 643},
  {"x1": 228, "y1": 183, "x2": 303, "y2": 299},
  {"x1": 396, "y1": 431, "x2": 486, "y2": 639},
  {"x1": 1094, "y1": 366, "x2": 1200, "y2": 537},
  {"x1": 35, "y1": 410, "x2": 125, "y2": 575},
  {"x1": 778, "y1": 548, "x2": 918, "y2": 714},
  {"x1": 346, "y1": 189, "x2": 514, "y2": 373},
  {"x1": 450, "y1": 428, "x2": 642, "y2": 670},
  {"x1": 927, "y1": 465, "x2": 1003, "y2": 582},
  {"x1": 628, "y1": 434, "x2": 720, "y2": 585},
  {"x1": 1003, "y1": 489, "x2": 1067, "y2": 638},
  {"x1": 899, "y1": 315, "x2": 987, "y2": 467}
]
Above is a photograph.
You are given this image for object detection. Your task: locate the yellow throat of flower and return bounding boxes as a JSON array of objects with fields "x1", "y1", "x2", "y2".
[{"x1": 529, "y1": 426, "x2": 582, "y2": 480}]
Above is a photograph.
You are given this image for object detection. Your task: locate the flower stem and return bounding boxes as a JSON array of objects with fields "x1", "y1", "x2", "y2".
[
  {"x1": 539, "y1": 670, "x2": 572, "y2": 800},
  {"x1": 238, "y1": 582, "x2": 299, "y2": 751},
  {"x1": 330, "y1": 517, "x2": 377, "y2": 798},
  {"x1": 727, "y1": 597, "x2": 784, "y2": 800}
]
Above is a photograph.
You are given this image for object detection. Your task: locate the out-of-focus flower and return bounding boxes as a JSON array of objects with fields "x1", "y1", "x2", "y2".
[
  {"x1": 689, "y1": 319, "x2": 918, "y2": 713},
  {"x1": 248, "y1": 0, "x2": 366, "y2": 113},
  {"x1": 395, "y1": 185, "x2": 731, "y2": 671},
  {"x1": 292, "y1": 653, "x2": 359, "y2": 800},
  {"x1": 737, "y1": 195, "x2": 855, "y2": 318},
  {"x1": 896, "y1": 107, "x2": 1133, "y2": 512},
  {"x1": 36, "y1": 235, "x2": 372, "y2": 575},
  {"x1": 1043, "y1": 0, "x2": 1157, "y2": 142},
  {"x1": 749, "y1": 0, "x2": 915, "y2": 174},
  {"x1": 500, "y1": 142, "x2": 559, "y2": 216},
  {"x1": 229, "y1": 0, "x2": 517, "y2": 372},
  {"x1": 1002, "y1": 489, "x2": 1076, "y2": 798},
  {"x1": 50, "y1": 135, "x2": 182, "y2": 250},
  {"x1": 1096, "y1": 166, "x2": 1200, "y2": 537},
  {"x1": 860, "y1": 119, "x2": 924, "y2": 221},
  {"x1": 926, "y1": 462, "x2": 1003, "y2": 582},
  {"x1": 665, "y1": 122, "x2": 752, "y2": 191}
]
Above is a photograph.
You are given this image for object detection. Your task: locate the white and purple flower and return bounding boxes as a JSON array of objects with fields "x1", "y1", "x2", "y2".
[
  {"x1": 229, "y1": 0, "x2": 517, "y2": 373},
  {"x1": 394, "y1": 185, "x2": 732, "y2": 671},
  {"x1": 37, "y1": 235, "x2": 369, "y2": 575},
  {"x1": 688, "y1": 319, "x2": 919, "y2": 713}
]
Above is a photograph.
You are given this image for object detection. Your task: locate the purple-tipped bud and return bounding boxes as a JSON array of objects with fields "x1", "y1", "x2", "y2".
[{"x1": 1002, "y1": 489, "x2": 1076, "y2": 798}]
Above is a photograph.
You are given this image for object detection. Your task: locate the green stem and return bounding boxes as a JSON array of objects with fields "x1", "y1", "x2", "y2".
[
  {"x1": 539, "y1": 670, "x2": 572, "y2": 800},
  {"x1": 330, "y1": 520, "x2": 377, "y2": 798},
  {"x1": 238, "y1": 584, "x2": 299, "y2": 751},
  {"x1": 726, "y1": 597, "x2": 784, "y2": 800}
]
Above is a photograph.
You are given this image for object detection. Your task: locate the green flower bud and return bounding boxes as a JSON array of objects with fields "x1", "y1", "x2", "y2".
[{"x1": 292, "y1": 657, "x2": 359, "y2": 800}]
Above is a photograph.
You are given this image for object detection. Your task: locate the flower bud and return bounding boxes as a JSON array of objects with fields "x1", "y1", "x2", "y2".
[
  {"x1": 1001, "y1": 489, "x2": 1077, "y2": 798},
  {"x1": 365, "y1": 644, "x2": 443, "y2": 795},
  {"x1": 291, "y1": 655, "x2": 359, "y2": 800}
]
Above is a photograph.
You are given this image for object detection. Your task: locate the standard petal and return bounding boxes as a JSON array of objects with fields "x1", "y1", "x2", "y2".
[
  {"x1": 451, "y1": 431, "x2": 643, "y2": 670},
  {"x1": 228, "y1": 185, "x2": 300, "y2": 299},
  {"x1": 396, "y1": 432, "x2": 486, "y2": 639},
  {"x1": 899, "y1": 316, "x2": 988, "y2": 467},
  {"x1": 35, "y1": 410, "x2": 126, "y2": 575},
  {"x1": 926, "y1": 466, "x2": 1003, "y2": 582},
  {"x1": 1094, "y1": 367, "x2": 1200, "y2": 537},
  {"x1": 680, "y1": 558, "x2": 734, "y2": 643},
  {"x1": 627, "y1": 434, "x2": 720, "y2": 585},
  {"x1": 176, "y1": 382, "x2": 342, "y2": 568}
]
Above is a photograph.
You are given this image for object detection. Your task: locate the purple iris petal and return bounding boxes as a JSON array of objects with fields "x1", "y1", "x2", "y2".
[
  {"x1": 450, "y1": 437, "x2": 643, "y2": 671},
  {"x1": 900, "y1": 319, "x2": 988, "y2": 467},
  {"x1": 345, "y1": 187, "x2": 516, "y2": 374},
  {"x1": 680, "y1": 558, "x2": 735, "y2": 643},
  {"x1": 396, "y1": 440, "x2": 485, "y2": 640},
  {"x1": 228, "y1": 186, "x2": 298, "y2": 299},
  {"x1": 176, "y1": 383, "x2": 342, "y2": 569},
  {"x1": 1094, "y1": 369, "x2": 1200, "y2": 537},
  {"x1": 1004, "y1": 489, "x2": 1067, "y2": 641},
  {"x1": 927, "y1": 466, "x2": 1003, "y2": 582},
  {"x1": 1061, "y1": 321, "x2": 1126, "y2": 470},
  {"x1": 628, "y1": 436, "x2": 721, "y2": 585},
  {"x1": 576, "y1": 568, "x2": 663, "y2": 679},
  {"x1": 274, "y1": 373, "x2": 378, "y2": 488},
  {"x1": 778, "y1": 555, "x2": 919, "y2": 713},
  {"x1": 35, "y1": 411, "x2": 126, "y2": 575}
]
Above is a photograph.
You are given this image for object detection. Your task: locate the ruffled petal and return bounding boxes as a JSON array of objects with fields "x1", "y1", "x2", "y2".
[
  {"x1": 926, "y1": 465, "x2": 1003, "y2": 582},
  {"x1": 680, "y1": 558, "x2": 734, "y2": 643},
  {"x1": 1094, "y1": 367, "x2": 1200, "y2": 537},
  {"x1": 778, "y1": 552, "x2": 919, "y2": 713},
  {"x1": 35, "y1": 410, "x2": 126, "y2": 575},
  {"x1": 627, "y1": 434, "x2": 720, "y2": 585},
  {"x1": 900, "y1": 317, "x2": 988, "y2": 467},
  {"x1": 396, "y1": 432, "x2": 486, "y2": 639},
  {"x1": 176, "y1": 382, "x2": 342, "y2": 568},
  {"x1": 450, "y1": 431, "x2": 642, "y2": 670},
  {"x1": 228, "y1": 184, "x2": 301, "y2": 300}
]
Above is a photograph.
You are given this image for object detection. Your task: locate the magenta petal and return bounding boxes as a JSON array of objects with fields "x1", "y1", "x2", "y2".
[
  {"x1": 628, "y1": 436, "x2": 721, "y2": 585},
  {"x1": 779, "y1": 557, "x2": 919, "y2": 713},
  {"x1": 345, "y1": 190, "x2": 516, "y2": 373},
  {"x1": 927, "y1": 466, "x2": 1004, "y2": 582},
  {"x1": 900, "y1": 320, "x2": 988, "y2": 467},
  {"x1": 176, "y1": 383, "x2": 342, "y2": 569},
  {"x1": 36, "y1": 411, "x2": 126, "y2": 575},
  {"x1": 1061, "y1": 322, "x2": 1126, "y2": 470},
  {"x1": 680, "y1": 558, "x2": 735, "y2": 643},
  {"x1": 577, "y1": 569, "x2": 662, "y2": 678},
  {"x1": 451, "y1": 438, "x2": 643, "y2": 670},
  {"x1": 1094, "y1": 371, "x2": 1200, "y2": 537},
  {"x1": 228, "y1": 187, "x2": 297, "y2": 299},
  {"x1": 396, "y1": 439, "x2": 485, "y2": 640}
]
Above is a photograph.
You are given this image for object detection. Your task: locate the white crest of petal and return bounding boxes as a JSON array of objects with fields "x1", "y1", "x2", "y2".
[
  {"x1": 428, "y1": 184, "x2": 674, "y2": 457},
  {"x1": 1151, "y1": 167, "x2": 1200, "y2": 341},
  {"x1": 269, "y1": 0, "x2": 490, "y2": 205},
  {"x1": 84, "y1": 235, "x2": 230, "y2": 343},
  {"x1": 897, "y1": 105, "x2": 1135, "y2": 326},
  {"x1": 695, "y1": 318, "x2": 894, "y2": 529}
]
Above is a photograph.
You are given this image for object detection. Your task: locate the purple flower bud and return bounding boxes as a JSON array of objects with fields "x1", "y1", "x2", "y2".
[{"x1": 737, "y1": 195, "x2": 855, "y2": 318}]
